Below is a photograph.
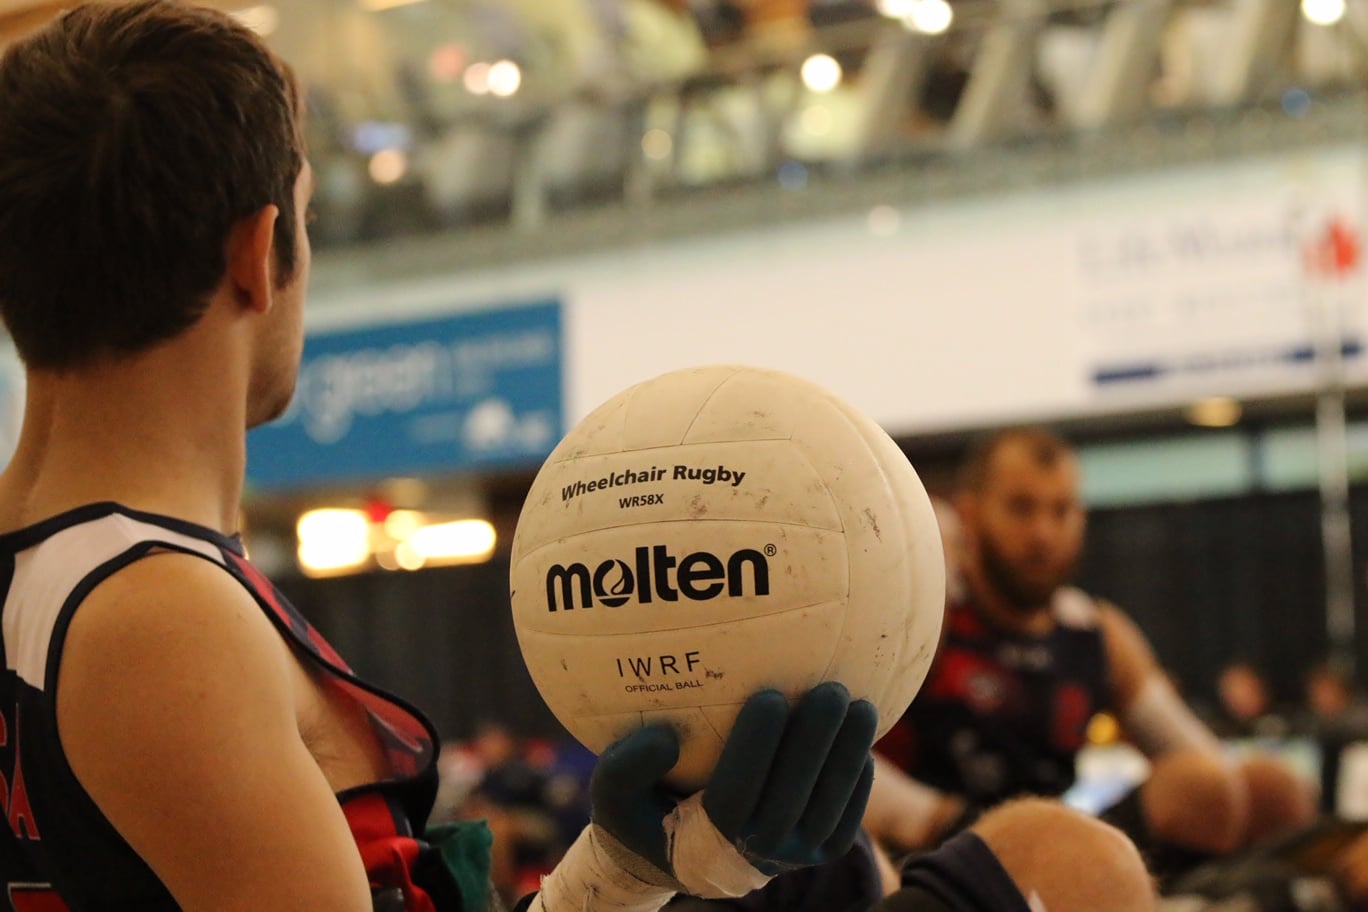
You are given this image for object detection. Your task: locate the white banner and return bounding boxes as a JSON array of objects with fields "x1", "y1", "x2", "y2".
[{"x1": 312, "y1": 145, "x2": 1368, "y2": 439}]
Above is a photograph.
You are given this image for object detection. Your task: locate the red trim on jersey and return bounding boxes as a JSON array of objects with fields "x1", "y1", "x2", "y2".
[
  {"x1": 221, "y1": 552, "x2": 432, "y2": 779},
  {"x1": 342, "y1": 793, "x2": 436, "y2": 912},
  {"x1": 224, "y1": 553, "x2": 349, "y2": 669},
  {"x1": 7, "y1": 885, "x2": 69, "y2": 912}
]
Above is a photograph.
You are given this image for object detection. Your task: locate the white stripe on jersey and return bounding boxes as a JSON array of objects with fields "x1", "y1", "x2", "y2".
[{"x1": 3, "y1": 513, "x2": 224, "y2": 692}]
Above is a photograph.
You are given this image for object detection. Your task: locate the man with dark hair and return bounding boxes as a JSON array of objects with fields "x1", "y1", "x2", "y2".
[
  {"x1": 866, "y1": 428, "x2": 1319, "y2": 889},
  {"x1": 0, "y1": 1, "x2": 306, "y2": 374},
  {"x1": 0, "y1": 3, "x2": 879, "y2": 911}
]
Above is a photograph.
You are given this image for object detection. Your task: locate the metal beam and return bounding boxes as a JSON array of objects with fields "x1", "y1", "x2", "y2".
[{"x1": 945, "y1": 0, "x2": 1050, "y2": 150}]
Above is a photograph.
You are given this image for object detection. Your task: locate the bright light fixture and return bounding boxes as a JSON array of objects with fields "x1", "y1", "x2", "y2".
[
  {"x1": 487, "y1": 60, "x2": 522, "y2": 98},
  {"x1": 907, "y1": 0, "x2": 954, "y2": 35},
  {"x1": 641, "y1": 129, "x2": 673, "y2": 161},
  {"x1": 368, "y1": 149, "x2": 408, "y2": 185},
  {"x1": 1185, "y1": 397, "x2": 1243, "y2": 428},
  {"x1": 297, "y1": 509, "x2": 371, "y2": 575},
  {"x1": 408, "y1": 519, "x2": 497, "y2": 564},
  {"x1": 383, "y1": 509, "x2": 424, "y2": 542},
  {"x1": 395, "y1": 542, "x2": 426, "y2": 572},
  {"x1": 1302, "y1": 0, "x2": 1347, "y2": 27},
  {"x1": 801, "y1": 54, "x2": 843, "y2": 94},
  {"x1": 876, "y1": 0, "x2": 917, "y2": 17},
  {"x1": 463, "y1": 62, "x2": 491, "y2": 95}
]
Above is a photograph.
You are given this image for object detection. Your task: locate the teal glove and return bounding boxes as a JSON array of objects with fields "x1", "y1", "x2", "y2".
[{"x1": 591, "y1": 682, "x2": 878, "y2": 881}]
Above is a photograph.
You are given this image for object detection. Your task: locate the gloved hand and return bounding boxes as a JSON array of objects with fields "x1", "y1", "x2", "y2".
[
  {"x1": 597, "y1": 683, "x2": 877, "y2": 886},
  {"x1": 531, "y1": 683, "x2": 877, "y2": 912}
]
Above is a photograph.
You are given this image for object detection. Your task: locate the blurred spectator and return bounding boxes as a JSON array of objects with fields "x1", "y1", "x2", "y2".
[
  {"x1": 461, "y1": 722, "x2": 559, "y2": 904},
  {"x1": 540, "y1": 739, "x2": 595, "y2": 849},
  {"x1": 1304, "y1": 661, "x2": 1367, "y2": 724},
  {"x1": 431, "y1": 723, "x2": 597, "y2": 905},
  {"x1": 1211, "y1": 661, "x2": 1288, "y2": 740},
  {"x1": 431, "y1": 739, "x2": 486, "y2": 826},
  {"x1": 470, "y1": 722, "x2": 548, "y2": 809},
  {"x1": 1299, "y1": 661, "x2": 1368, "y2": 814}
]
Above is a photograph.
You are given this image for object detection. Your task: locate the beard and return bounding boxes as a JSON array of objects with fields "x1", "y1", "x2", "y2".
[{"x1": 977, "y1": 533, "x2": 1075, "y2": 614}]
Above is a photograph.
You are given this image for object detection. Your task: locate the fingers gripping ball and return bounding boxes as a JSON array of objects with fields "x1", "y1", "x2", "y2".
[
  {"x1": 590, "y1": 685, "x2": 878, "y2": 898},
  {"x1": 510, "y1": 365, "x2": 945, "y2": 789}
]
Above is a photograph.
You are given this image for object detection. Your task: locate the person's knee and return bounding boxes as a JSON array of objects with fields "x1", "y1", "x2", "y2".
[
  {"x1": 971, "y1": 799, "x2": 1155, "y2": 912},
  {"x1": 1238, "y1": 755, "x2": 1318, "y2": 848},
  {"x1": 1141, "y1": 750, "x2": 1249, "y2": 855}
]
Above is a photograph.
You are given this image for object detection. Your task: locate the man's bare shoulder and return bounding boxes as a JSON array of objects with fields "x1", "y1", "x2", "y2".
[
  {"x1": 55, "y1": 551, "x2": 373, "y2": 911},
  {"x1": 55, "y1": 550, "x2": 296, "y2": 769},
  {"x1": 59, "y1": 550, "x2": 284, "y2": 685}
]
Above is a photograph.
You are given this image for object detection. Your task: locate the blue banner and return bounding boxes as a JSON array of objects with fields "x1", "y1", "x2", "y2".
[{"x1": 247, "y1": 300, "x2": 563, "y2": 489}]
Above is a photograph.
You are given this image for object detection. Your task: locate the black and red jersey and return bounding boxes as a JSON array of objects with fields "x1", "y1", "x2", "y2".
[
  {"x1": 878, "y1": 588, "x2": 1111, "y2": 806},
  {"x1": 0, "y1": 503, "x2": 443, "y2": 911}
]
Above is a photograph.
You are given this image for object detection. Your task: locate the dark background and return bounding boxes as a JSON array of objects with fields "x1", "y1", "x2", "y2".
[{"x1": 278, "y1": 483, "x2": 1359, "y2": 742}]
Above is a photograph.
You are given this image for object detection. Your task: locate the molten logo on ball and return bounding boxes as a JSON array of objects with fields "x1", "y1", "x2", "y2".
[{"x1": 545, "y1": 545, "x2": 771, "y2": 611}]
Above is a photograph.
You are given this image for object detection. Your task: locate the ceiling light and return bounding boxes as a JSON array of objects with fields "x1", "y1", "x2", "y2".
[
  {"x1": 1185, "y1": 397, "x2": 1243, "y2": 428},
  {"x1": 907, "y1": 0, "x2": 954, "y2": 35},
  {"x1": 297, "y1": 509, "x2": 371, "y2": 576},
  {"x1": 487, "y1": 60, "x2": 522, "y2": 98},
  {"x1": 408, "y1": 519, "x2": 497, "y2": 565},
  {"x1": 1302, "y1": 0, "x2": 1347, "y2": 27},
  {"x1": 801, "y1": 54, "x2": 843, "y2": 94},
  {"x1": 876, "y1": 0, "x2": 917, "y2": 17},
  {"x1": 368, "y1": 149, "x2": 408, "y2": 185}
]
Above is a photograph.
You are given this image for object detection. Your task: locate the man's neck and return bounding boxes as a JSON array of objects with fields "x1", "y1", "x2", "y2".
[
  {"x1": 961, "y1": 565, "x2": 1056, "y2": 637},
  {"x1": 0, "y1": 355, "x2": 249, "y2": 535}
]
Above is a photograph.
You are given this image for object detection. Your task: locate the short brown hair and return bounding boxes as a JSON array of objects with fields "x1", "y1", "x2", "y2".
[
  {"x1": 957, "y1": 427, "x2": 1075, "y2": 493},
  {"x1": 0, "y1": 0, "x2": 304, "y2": 369}
]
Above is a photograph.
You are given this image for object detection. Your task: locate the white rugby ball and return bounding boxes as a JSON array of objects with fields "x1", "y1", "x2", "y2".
[{"x1": 510, "y1": 365, "x2": 945, "y2": 788}]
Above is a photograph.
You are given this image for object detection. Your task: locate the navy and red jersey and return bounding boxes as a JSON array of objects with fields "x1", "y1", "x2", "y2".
[
  {"x1": 878, "y1": 588, "x2": 1111, "y2": 806},
  {"x1": 0, "y1": 503, "x2": 445, "y2": 911}
]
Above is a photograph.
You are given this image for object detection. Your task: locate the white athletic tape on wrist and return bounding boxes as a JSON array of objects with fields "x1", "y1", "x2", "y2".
[
  {"x1": 531, "y1": 825, "x2": 675, "y2": 912},
  {"x1": 663, "y1": 793, "x2": 774, "y2": 899},
  {"x1": 1027, "y1": 890, "x2": 1049, "y2": 912}
]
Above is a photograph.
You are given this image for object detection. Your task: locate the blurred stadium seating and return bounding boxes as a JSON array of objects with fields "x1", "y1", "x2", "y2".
[{"x1": 5, "y1": 0, "x2": 1358, "y2": 253}]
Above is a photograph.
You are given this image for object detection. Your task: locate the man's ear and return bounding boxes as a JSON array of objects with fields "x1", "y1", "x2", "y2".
[{"x1": 225, "y1": 204, "x2": 280, "y2": 315}]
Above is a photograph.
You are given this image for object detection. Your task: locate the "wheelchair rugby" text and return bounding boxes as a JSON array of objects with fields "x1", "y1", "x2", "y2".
[{"x1": 560, "y1": 464, "x2": 747, "y2": 503}]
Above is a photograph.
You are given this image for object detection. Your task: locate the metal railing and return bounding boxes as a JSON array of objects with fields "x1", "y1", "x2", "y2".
[{"x1": 286, "y1": 0, "x2": 1368, "y2": 253}]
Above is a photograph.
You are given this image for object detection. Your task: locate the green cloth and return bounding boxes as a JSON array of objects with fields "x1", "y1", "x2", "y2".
[{"x1": 425, "y1": 820, "x2": 495, "y2": 911}]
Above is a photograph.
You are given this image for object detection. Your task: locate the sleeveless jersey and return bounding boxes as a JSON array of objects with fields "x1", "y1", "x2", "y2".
[
  {"x1": 878, "y1": 588, "x2": 1111, "y2": 806},
  {"x1": 0, "y1": 503, "x2": 445, "y2": 911}
]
